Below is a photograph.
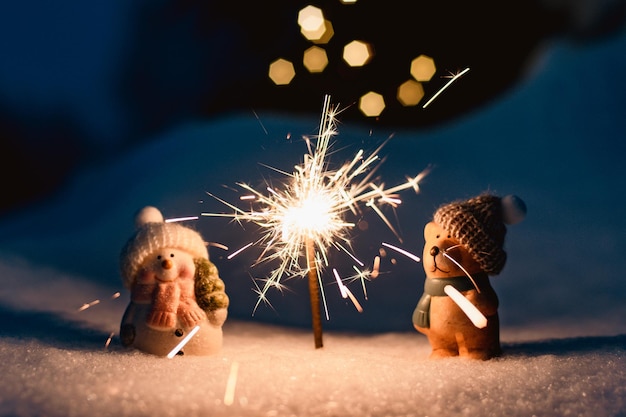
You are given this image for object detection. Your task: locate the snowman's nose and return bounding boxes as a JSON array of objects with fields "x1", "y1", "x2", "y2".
[{"x1": 161, "y1": 259, "x2": 173, "y2": 270}]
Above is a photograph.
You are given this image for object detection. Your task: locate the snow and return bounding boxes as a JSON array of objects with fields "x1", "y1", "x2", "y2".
[{"x1": 1, "y1": 26, "x2": 626, "y2": 417}]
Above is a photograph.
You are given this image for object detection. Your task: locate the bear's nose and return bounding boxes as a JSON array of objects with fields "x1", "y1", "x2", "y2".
[
  {"x1": 429, "y1": 246, "x2": 439, "y2": 257},
  {"x1": 161, "y1": 259, "x2": 173, "y2": 270}
]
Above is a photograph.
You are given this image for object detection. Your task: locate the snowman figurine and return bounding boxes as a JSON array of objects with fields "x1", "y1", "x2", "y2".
[{"x1": 119, "y1": 206, "x2": 229, "y2": 357}]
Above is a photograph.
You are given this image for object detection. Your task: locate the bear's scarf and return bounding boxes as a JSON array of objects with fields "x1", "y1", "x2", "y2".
[{"x1": 412, "y1": 273, "x2": 489, "y2": 328}]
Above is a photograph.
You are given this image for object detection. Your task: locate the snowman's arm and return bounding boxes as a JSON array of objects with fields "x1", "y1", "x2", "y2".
[{"x1": 194, "y1": 258, "x2": 230, "y2": 312}]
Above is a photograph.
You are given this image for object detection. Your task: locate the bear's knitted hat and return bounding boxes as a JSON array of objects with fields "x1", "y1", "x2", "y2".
[
  {"x1": 433, "y1": 193, "x2": 526, "y2": 275},
  {"x1": 120, "y1": 206, "x2": 208, "y2": 288}
]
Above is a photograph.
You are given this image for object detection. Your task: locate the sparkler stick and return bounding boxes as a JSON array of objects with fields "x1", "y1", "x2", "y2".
[{"x1": 307, "y1": 238, "x2": 323, "y2": 348}]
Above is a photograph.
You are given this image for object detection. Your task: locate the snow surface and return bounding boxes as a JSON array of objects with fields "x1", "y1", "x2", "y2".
[{"x1": 1, "y1": 27, "x2": 626, "y2": 417}]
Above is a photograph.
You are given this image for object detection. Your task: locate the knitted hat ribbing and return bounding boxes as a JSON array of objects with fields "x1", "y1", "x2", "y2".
[
  {"x1": 120, "y1": 206, "x2": 208, "y2": 288},
  {"x1": 433, "y1": 193, "x2": 526, "y2": 275}
]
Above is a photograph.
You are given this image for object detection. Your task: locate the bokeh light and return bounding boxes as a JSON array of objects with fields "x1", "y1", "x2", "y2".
[
  {"x1": 307, "y1": 19, "x2": 334, "y2": 44},
  {"x1": 298, "y1": 5, "x2": 331, "y2": 42},
  {"x1": 359, "y1": 91, "x2": 385, "y2": 117},
  {"x1": 397, "y1": 79, "x2": 424, "y2": 106},
  {"x1": 410, "y1": 54, "x2": 436, "y2": 82},
  {"x1": 343, "y1": 40, "x2": 373, "y2": 67},
  {"x1": 298, "y1": 5, "x2": 324, "y2": 32},
  {"x1": 303, "y1": 46, "x2": 329, "y2": 73},
  {"x1": 269, "y1": 4, "x2": 457, "y2": 120},
  {"x1": 269, "y1": 58, "x2": 296, "y2": 85}
]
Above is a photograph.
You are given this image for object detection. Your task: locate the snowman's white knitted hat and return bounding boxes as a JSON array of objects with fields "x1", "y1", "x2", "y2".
[
  {"x1": 120, "y1": 206, "x2": 208, "y2": 288},
  {"x1": 433, "y1": 193, "x2": 526, "y2": 275}
]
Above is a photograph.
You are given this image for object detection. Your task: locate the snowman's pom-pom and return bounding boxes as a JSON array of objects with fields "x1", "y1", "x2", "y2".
[
  {"x1": 134, "y1": 206, "x2": 164, "y2": 228},
  {"x1": 501, "y1": 195, "x2": 526, "y2": 225}
]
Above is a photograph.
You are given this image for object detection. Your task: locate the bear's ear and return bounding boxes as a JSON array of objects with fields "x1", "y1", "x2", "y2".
[{"x1": 424, "y1": 221, "x2": 439, "y2": 240}]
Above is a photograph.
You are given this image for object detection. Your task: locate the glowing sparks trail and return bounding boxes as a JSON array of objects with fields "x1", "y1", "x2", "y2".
[
  {"x1": 77, "y1": 299, "x2": 100, "y2": 312},
  {"x1": 223, "y1": 361, "x2": 239, "y2": 406},
  {"x1": 381, "y1": 242, "x2": 422, "y2": 263},
  {"x1": 422, "y1": 67, "x2": 470, "y2": 109},
  {"x1": 166, "y1": 325, "x2": 201, "y2": 358},
  {"x1": 371, "y1": 255, "x2": 381, "y2": 279},
  {"x1": 202, "y1": 95, "x2": 429, "y2": 347},
  {"x1": 443, "y1": 285, "x2": 487, "y2": 328},
  {"x1": 104, "y1": 332, "x2": 115, "y2": 350},
  {"x1": 165, "y1": 216, "x2": 199, "y2": 223},
  {"x1": 228, "y1": 242, "x2": 254, "y2": 260}
]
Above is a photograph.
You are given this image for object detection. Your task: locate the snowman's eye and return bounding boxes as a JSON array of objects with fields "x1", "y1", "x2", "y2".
[
  {"x1": 170, "y1": 253, "x2": 175, "y2": 258},
  {"x1": 435, "y1": 234, "x2": 440, "y2": 239}
]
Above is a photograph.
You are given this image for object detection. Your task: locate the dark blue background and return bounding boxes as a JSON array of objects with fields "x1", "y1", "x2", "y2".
[{"x1": 1, "y1": 0, "x2": 624, "y2": 216}]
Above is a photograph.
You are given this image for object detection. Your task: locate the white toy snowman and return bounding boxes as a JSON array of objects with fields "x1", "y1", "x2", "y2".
[{"x1": 119, "y1": 206, "x2": 229, "y2": 356}]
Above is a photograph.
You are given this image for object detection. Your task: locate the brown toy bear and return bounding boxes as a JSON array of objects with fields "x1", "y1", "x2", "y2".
[
  {"x1": 413, "y1": 193, "x2": 526, "y2": 360},
  {"x1": 119, "y1": 206, "x2": 229, "y2": 357}
]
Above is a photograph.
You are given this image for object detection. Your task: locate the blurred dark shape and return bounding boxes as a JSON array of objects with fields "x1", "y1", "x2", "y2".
[
  {"x1": 0, "y1": 106, "x2": 89, "y2": 214},
  {"x1": 1, "y1": 0, "x2": 625, "y2": 216}
]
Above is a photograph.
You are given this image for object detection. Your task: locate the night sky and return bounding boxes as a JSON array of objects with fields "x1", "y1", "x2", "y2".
[{"x1": 1, "y1": 0, "x2": 624, "y2": 216}]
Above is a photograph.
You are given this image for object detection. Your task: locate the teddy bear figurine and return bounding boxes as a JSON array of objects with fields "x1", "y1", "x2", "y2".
[
  {"x1": 119, "y1": 206, "x2": 229, "y2": 357},
  {"x1": 413, "y1": 193, "x2": 526, "y2": 360}
]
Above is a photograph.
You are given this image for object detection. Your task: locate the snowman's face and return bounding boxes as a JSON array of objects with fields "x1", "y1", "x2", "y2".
[{"x1": 137, "y1": 248, "x2": 195, "y2": 284}]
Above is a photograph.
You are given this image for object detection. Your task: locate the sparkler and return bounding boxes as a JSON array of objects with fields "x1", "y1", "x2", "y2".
[{"x1": 203, "y1": 95, "x2": 429, "y2": 348}]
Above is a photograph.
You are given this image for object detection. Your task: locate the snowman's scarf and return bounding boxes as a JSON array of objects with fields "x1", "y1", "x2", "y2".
[
  {"x1": 412, "y1": 273, "x2": 489, "y2": 328},
  {"x1": 132, "y1": 279, "x2": 200, "y2": 329}
]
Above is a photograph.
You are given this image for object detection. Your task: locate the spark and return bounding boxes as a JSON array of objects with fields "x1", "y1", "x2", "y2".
[
  {"x1": 381, "y1": 242, "x2": 421, "y2": 263},
  {"x1": 77, "y1": 292, "x2": 121, "y2": 313},
  {"x1": 227, "y1": 242, "x2": 254, "y2": 260},
  {"x1": 351, "y1": 265, "x2": 370, "y2": 299},
  {"x1": 166, "y1": 325, "x2": 200, "y2": 358},
  {"x1": 333, "y1": 268, "x2": 364, "y2": 312},
  {"x1": 202, "y1": 95, "x2": 429, "y2": 318},
  {"x1": 335, "y1": 241, "x2": 364, "y2": 266},
  {"x1": 252, "y1": 109, "x2": 269, "y2": 135},
  {"x1": 422, "y1": 67, "x2": 470, "y2": 109},
  {"x1": 442, "y1": 249, "x2": 481, "y2": 293},
  {"x1": 77, "y1": 299, "x2": 100, "y2": 312},
  {"x1": 333, "y1": 268, "x2": 348, "y2": 298},
  {"x1": 208, "y1": 242, "x2": 229, "y2": 251},
  {"x1": 165, "y1": 216, "x2": 199, "y2": 223},
  {"x1": 223, "y1": 361, "x2": 240, "y2": 406},
  {"x1": 443, "y1": 285, "x2": 487, "y2": 328},
  {"x1": 104, "y1": 332, "x2": 114, "y2": 350},
  {"x1": 344, "y1": 286, "x2": 363, "y2": 313},
  {"x1": 371, "y1": 256, "x2": 381, "y2": 279}
]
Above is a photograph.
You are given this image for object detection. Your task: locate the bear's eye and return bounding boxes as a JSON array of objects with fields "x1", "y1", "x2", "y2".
[
  {"x1": 447, "y1": 234, "x2": 451, "y2": 239},
  {"x1": 157, "y1": 255, "x2": 162, "y2": 260},
  {"x1": 170, "y1": 253, "x2": 175, "y2": 258},
  {"x1": 435, "y1": 234, "x2": 440, "y2": 239}
]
